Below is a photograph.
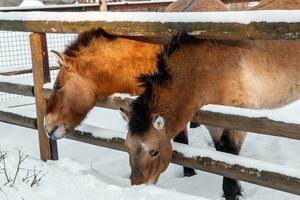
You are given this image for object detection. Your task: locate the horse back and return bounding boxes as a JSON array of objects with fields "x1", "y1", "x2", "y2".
[{"x1": 166, "y1": 39, "x2": 300, "y2": 109}]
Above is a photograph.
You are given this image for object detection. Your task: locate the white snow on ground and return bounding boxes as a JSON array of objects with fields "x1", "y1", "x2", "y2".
[
  {"x1": 0, "y1": 150, "x2": 205, "y2": 200},
  {"x1": 19, "y1": 0, "x2": 45, "y2": 7},
  {"x1": 0, "y1": 10, "x2": 300, "y2": 24},
  {"x1": 0, "y1": 102, "x2": 300, "y2": 200}
]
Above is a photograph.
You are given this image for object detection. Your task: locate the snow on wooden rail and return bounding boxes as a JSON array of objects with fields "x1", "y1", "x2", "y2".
[
  {"x1": 0, "y1": 79, "x2": 300, "y2": 141},
  {"x1": 1, "y1": 11, "x2": 300, "y2": 40},
  {"x1": 0, "y1": 108, "x2": 299, "y2": 195}
]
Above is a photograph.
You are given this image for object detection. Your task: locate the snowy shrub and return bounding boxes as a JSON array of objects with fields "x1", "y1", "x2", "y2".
[{"x1": 0, "y1": 148, "x2": 46, "y2": 192}]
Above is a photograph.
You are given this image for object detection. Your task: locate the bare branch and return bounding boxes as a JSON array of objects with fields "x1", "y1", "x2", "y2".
[
  {"x1": 0, "y1": 148, "x2": 46, "y2": 190},
  {"x1": 2, "y1": 153, "x2": 12, "y2": 186},
  {"x1": 30, "y1": 168, "x2": 47, "y2": 187},
  {"x1": 10, "y1": 148, "x2": 29, "y2": 187}
]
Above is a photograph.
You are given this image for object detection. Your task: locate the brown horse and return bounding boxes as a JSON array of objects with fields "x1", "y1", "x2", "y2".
[
  {"x1": 122, "y1": 31, "x2": 300, "y2": 199},
  {"x1": 251, "y1": 0, "x2": 300, "y2": 10},
  {"x1": 166, "y1": 0, "x2": 300, "y2": 198},
  {"x1": 44, "y1": 29, "x2": 160, "y2": 139}
]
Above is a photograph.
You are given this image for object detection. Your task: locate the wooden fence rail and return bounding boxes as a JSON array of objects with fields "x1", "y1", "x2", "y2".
[
  {"x1": 0, "y1": 109, "x2": 299, "y2": 195},
  {"x1": 1, "y1": 11, "x2": 300, "y2": 40},
  {"x1": 0, "y1": 66, "x2": 59, "y2": 76}
]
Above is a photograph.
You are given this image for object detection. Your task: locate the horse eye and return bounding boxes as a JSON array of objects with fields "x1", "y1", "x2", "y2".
[{"x1": 150, "y1": 150, "x2": 160, "y2": 159}]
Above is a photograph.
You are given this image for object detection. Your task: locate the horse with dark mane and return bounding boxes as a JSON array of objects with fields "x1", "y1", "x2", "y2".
[{"x1": 121, "y1": 28, "x2": 300, "y2": 200}]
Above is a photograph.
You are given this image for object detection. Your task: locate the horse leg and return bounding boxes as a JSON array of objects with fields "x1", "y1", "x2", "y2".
[
  {"x1": 218, "y1": 129, "x2": 246, "y2": 200},
  {"x1": 207, "y1": 126, "x2": 246, "y2": 200},
  {"x1": 173, "y1": 128, "x2": 196, "y2": 177}
]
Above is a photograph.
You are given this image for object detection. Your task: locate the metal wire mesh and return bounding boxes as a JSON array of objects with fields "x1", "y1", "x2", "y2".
[
  {"x1": 0, "y1": 31, "x2": 77, "y2": 102},
  {"x1": 47, "y1": 33, "x2": 77, "y2": 79},
  {"x1": 226, "y1": 1, "x2": 260, "y2": 10}
]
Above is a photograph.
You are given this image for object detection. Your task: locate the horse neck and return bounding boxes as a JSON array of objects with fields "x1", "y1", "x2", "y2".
[
  {"x1": 151, "y1": 41, "x2": 226, "y2": 139},
  {"x1": 152, "y1": 86, "x2": 200, "y2": 140},
  {"x1": 78, "y1": 37, "x2": 161, "y2": 98}
]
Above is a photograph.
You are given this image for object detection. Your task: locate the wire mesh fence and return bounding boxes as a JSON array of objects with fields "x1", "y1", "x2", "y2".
[
  {"x1": 226, "y1": 1, "x2": 260, "y2": 10},
  {"x1": 0, "y1": 31, "x2": 77, "y2": 102}
]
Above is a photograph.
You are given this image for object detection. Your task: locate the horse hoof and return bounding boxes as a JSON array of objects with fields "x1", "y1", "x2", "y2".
[
  {"x1": 222, "y1": 194, "x2": 243, "y2": 200},
  {"x1": 183, "y1": 167, "x2": 196, "y2": 177},
  {"x1": 222, "y1": 177, "x2": 242, "y2": 200},
  {"x1": 222, "y1": 195, "x2": 243, "y2": 200}
]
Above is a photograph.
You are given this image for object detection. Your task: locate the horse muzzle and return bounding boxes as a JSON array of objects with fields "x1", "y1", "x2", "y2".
[
  {"x1": 130, "y1": 172, "x2": 159, "y2": 185},
  {"x1": 44, "y1": 123, "x2": 66, "y2": 140}
]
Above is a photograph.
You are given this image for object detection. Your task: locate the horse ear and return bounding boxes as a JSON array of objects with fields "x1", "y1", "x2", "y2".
[
  {"x1": 51, "y1": 50, "x2": 71, "y2": 69},
  {"x1": 119, "y1": 107, "x2": 131, "y2": 122},
  {"x1": 152, "y1": 114, "x2": 165, "y2": 131}
]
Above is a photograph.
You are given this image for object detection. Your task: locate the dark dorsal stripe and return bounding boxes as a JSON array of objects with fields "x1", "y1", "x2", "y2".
[
  {"x1": 129, "y1": 31, "x2": 199, "y2": 135},
  {"x1": 64, "y1": 28, "x2": 116, "y2": 57}
]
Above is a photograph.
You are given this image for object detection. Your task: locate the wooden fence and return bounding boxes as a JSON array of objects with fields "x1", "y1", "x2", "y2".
[{"x1": 0, "y1": 10, "x2": 300, "y2": 196}]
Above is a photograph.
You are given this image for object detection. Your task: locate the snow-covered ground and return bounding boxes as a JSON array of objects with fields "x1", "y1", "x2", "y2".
[{"x1": 0, "y1": 100, "x2": 300, "y2": 200}]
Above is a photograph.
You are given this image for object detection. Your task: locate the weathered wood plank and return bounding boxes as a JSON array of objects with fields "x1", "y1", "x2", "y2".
[
  {"x1": 171, "y1": 150, "x2": 300, "y2": 195},
  {"x1": 30, "y1": 33, "x2": 58, "y2": 161},
  {"x1": 0, "y1": 66, "x2": 59, "y2": 76},
  {"x1": 0, "y1": 110, "x2": 36, "y2": 129},
  {"x1": 1, "y1": 11, "x2": 300, "y2": 40},
  {"x1": 194, "y1": 110, "x2": 300, "y2": 140},
  {"x1": 0, "y1": 82, "x2": 34, "y2": 96}
]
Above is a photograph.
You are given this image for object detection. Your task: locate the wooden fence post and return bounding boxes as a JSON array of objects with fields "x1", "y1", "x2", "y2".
[{"x1": 30, "y1": 33, "x2": 58, "y2": 161}]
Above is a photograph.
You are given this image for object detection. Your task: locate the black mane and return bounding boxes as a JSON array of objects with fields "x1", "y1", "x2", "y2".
[
  {"x1": 64, "y1": 28, "x2": 116, "y2": 57},
  {"x1": 129, "y1": 31, "x2": 198, "y2": 135}
]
